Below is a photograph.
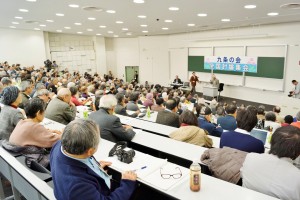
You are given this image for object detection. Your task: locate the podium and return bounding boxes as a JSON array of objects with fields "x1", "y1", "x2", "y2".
[{"x1": 203, "y1": 86, "x2": 218, "y2": 98}]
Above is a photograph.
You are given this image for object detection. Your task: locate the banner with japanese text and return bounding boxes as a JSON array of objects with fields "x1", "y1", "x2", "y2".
[{"x1": 204, "y1": 56, "x2": 257, "y2": 73}]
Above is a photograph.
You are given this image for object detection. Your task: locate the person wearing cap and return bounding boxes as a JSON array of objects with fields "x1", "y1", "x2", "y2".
[
  {"x1": 197, "y1": 106, "x2": 223, "y2": 137},
  {"x1": 0, "y1": 86, "x2": 25, "y2": 140},
  {"x1": 217, "y1": 104, "x2": 237, "y2": 131}
]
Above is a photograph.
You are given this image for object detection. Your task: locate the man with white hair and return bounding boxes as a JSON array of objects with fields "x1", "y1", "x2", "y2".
[
  {"x1": 88, "y1": 94, "x2": 136, "y2": 143},
  {"x1": 45, "y1": 88, "x2": 77, "y2": 125},
  {"x1": 19, "y1": 80, "x2": 33, "y2": 109}
]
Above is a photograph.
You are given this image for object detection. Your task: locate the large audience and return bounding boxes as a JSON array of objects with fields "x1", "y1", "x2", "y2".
[{"x1": 0, "y1": 60, "x2": 300, "y2": 200}]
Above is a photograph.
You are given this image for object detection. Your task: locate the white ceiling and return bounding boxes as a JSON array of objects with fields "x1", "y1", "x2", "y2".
[{"x1": 1, "y1": 0, "x2": 300, "y2": 38}]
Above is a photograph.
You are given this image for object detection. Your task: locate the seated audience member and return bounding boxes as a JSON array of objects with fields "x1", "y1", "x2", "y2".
[
  {"x1": 198, "y1": 106, "x2": 223, "y2": 137},
  {"x1": 19, "y1": 80, "x2": 33, "y2": 109},
  {"x1": 151, "y1": 97, "x2": 165, "y2": 112},
  {"x1": 70, "y1": 86, "x2": 91, "y2": 106},
  {"x1": 273, "y1": 106, "x2": 284, "y2": 123},
  {"x1": 240, "y1": 126, "x2": 300, "y2": 200},
  {"x1": 1, "y1": 77, "x2": 12, "y2": 88},
  {"x1": 220, "y1": 108, "x2": 264, "y2": 153},
  {"x1": 0, "y1": 82, "x2": 3, "y2": 95},
  {"x1": 215, "y1": 105, "x2": 225, "y2": 119},
  {"x1": 170, "y1": 110, "x2": 212, "y2": 147},
  {"x1": 0, "y1": 86, "x2": 25, "y2": 140},
  {"x1": 9, "y1": 98, "x2": 61, "y2": 148},
  {"x1": 47, "y1": 78, "x2": 58, "y2": 94},
  {"x1": 217, "y1": 104, "x2": 237, "y2": 131},
  {"x1": 143, "y1": 93, "x2": 154, "y2": 108},
  {"x1": 50, "y1": 119, "x2": 137, "y2": 200},
  {"x1": 255, "y1": 106, "x2": 265, "y2": 129},
  {"x1": 282, "y1": 115, "x2": 294, "y2": 127},
  {"x1": 291, "y1": 111, "x2": 300, "y2": 129},
  {"x1": 45, "y1": 88, "x2": 77, "y2": 125},
  {"x1": 156, "y1": 98, "x2": 180, "y2": 128},
  {"x1": 36, "y1": 89, "x2": 51, "y2": 104},
  {"x1": 94, "y1": 90, "x2": 103, "y2": 111},
  {"x1": 114, "y1": 93, "x2": 139, "y2": 118},
  {"x1": 126, "y1": 92, "x2": 140, "y2": 111},
  {"x1": 89, "y1": 94, "x2": 136, "y2": 143},
  {"x1": 264, "y1": 111, "x2": 281, "y2": 132}
]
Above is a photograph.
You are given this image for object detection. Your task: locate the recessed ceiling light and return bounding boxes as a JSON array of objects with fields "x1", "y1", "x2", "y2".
[
  {"x1": 108, "y1": 31, "x2": 114, "y2": 33},
  {"x1": 164, "y1": 20, "x2": 173, "y2": 23},
  {"x1": 267, "y1": 12, "x2": 279, "y2": 16},
  {"x1": 64, "y1": 27, "x2": 71, "y2": 29},
  {"x1": 116, "y1": 21, "x2": 123, "y2": 24},
  {"x1": 188, "y1": 24, "x2": 195, "y2": 26},
  {"x1": 138, "y1": 15, "x2": 147, "y2": 18},
  {"x1": 39, "y1": 24, "x2": 46, "y2": 27},
  {"x1": 15, "y1": 16, "x2": 23, "y2": 19},
  {"x1": 169, "y1": 7, "x2": 179, "y2": 11},
  {"x1": 74, "y1": 22, "x2": 82, "y2": 25},
  {"x1": 126, "y1": 32, "x2": 132, "y2": 35},
  {"x1": 12, "y1": 22, "x2": 19, "y2": 25},
  {"x1": 9, "y1": 26, "x2": 16, "y2": 29},
  {"x1": 88, "y1": 17, "x2": 96, "y2": 20},
  {"x1": 106, "y1": 10, "x2": 116, "y2": 13},
  {"x1": 221, "y1": 18, "x2": 231, "y2": 22},
  {"x1": 77, "y1": 32, "x2": 83, "y2": 34},
  {"x1": 99, "y1": 25, "x2": 106, "y2": 28},
  {"x1": 46, "y1": 20, "x2": 54, "y2": 22},
  {"x1": 197, "y1": 13, "x2": 207, "y2": 17},
  {"x1": 162, "y1": 27, "x2": 169, "y2": 30},
  {"x1": 114, "y1": 35, "x2": 119, "y2": 37},
  {"x1": 142, "y1": 30, "x2": 148, "y2": 33},
  {"x1": 19, "y1": 9, "x2": 29, "y2": 12},
  {"x1": 244, "y1": 5, "x2": 256, "y2": 9},
  {"x1": 133, "y1": 0, "x2": 145, "y2": 3},
  {"x1": 87, "y1": 29, "x2": 93, "y2": 31},
  {"x1": 56, "y1": 13, "x2": 64, "y2": 16},
  {"x1": 96, "y1": 33, "x2": 102, "y2": 36},
  {"x1": 140, "y1": 24, "x2": 148, "y2": 27},
  {"x1": 34, "y1": 28, "x2": 40, "y2": 31},
  {"x1": 69, "y1": 4, "x2": 79, "y2": 8},
  {"x1": 26, "y1": 0, "x2": 36, "y2": 2},
  {"x1": 122, "y1": 28, "x2": 129, "y2": 31},
  {"x1": 56, "y1": 30, "x2": 62, "y2": 32}
]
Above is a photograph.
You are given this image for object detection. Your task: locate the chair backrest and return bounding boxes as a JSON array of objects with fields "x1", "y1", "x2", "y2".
[{"x1": 218, "y1": 83, "x2": 224, "y2": 92}]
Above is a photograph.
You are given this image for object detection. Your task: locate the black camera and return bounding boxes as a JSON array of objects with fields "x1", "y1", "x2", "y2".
[
  {"x1": 108, "y1": 141, "x2": 135, "y2": 164},
  {"x1": 116, "y1": 148, "x2": 135, "y2": 164}
]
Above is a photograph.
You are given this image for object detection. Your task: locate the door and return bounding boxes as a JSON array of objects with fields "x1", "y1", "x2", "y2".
[{"x1": 125, "y1": 66, "x2": 139, "y2": 83}]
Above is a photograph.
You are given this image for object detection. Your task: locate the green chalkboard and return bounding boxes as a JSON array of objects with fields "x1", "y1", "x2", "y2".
[
  {"x1": 188, "y1": 56, "x2": 285, "y2": 79},
  {"x1": 245, "y1": 57, "x2": 285, "y2": 79},
  {"x1": 188, "y1": 56, "x2": 209, "y2": 73}
]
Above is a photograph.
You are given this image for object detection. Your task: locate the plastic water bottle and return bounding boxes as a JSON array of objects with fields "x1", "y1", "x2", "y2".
[
  {"x1": 190, "y1": 159, "x2": 201, "y2": 192},
  {"x1": 146, "y1": 106, "x2": 151, "y2": 118},
  {"x1": 83, "y1": 108, "x2": 88, "y2": 119}
]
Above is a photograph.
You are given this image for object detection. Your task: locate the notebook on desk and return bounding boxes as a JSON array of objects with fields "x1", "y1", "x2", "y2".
[{"x1": 250, "y1": 129, "x2": 268, "y2": 145}]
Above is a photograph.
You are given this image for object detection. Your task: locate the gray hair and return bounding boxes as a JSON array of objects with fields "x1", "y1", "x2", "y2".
[
  {"x1": 1, "y1": 77, "x2": 12, "y2": 86},
  {"x1": 61, "y1": 119, "x2": 100, "y2": 155},
  {"x1": 20, "y1": 81, "x2": 31, "y2": 92},
  {"x1": 35, "y1": 82, "x2": 46, "y2": 90},
  {"x1": 67, "y1": 82, "x2": 76, "y2": 88},
  {"x1": 57, "y1": 88, "x2": 71, "y2": 97},
  {"x1": 99, "y1": 94, "x2": 117, "y2": 109},
  {"x1": 36, "y1": 89, "x2": 49, "y2": 97},
  {"x1": 296, "y1": 111, "x2": 300, "y2": 121}
]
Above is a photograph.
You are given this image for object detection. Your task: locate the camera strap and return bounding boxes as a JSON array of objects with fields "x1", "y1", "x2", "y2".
[{"x1": 108, "y1": 141, "x2": 128, "y2": 157}]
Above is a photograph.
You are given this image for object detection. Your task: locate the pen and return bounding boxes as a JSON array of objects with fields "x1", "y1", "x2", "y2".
[{"x1": 133, "y1": 166, "x2": 147, "y2": 171}]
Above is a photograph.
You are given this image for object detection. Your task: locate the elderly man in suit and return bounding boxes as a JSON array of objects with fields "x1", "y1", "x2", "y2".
[
  {"x1": 19, "y1": 80, "x2": 33, "y2": 109},
  {"x1": 45, "y1": 88, "x2": 77, "y2": 125},
  {"x1": 156, "y1": 98, "x2": 180, "y2": 128},
  {"x1": 89, "y1": 94, "x2": 136, "y2": 143}
]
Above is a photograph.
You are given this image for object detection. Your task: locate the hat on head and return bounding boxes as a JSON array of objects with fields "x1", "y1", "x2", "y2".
[
  {"x1": 201, "y1": 106, "x2": 212, "y2": 115},
  {"x1": 1, "y1": 86, "x2": 20, "y2": 105}
]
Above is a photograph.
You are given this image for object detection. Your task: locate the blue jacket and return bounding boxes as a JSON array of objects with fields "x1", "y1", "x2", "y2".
[
  {"x1": 217, "y1": 115, "x2": 237, "y2": 131},
  {"x1": 198, "y1": 116, "x2": 223, "y2": 137},
  {"x1": 50, "y1": 141, "x2": 136, "y2": 200},
  {"x1": 220, "y1": 130, "x2": 264, "y2": 153}
]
